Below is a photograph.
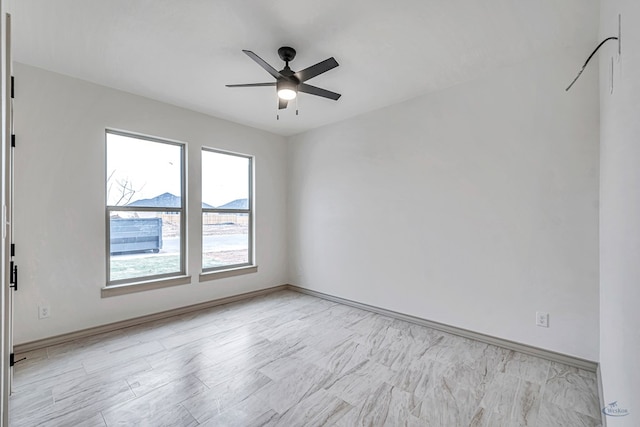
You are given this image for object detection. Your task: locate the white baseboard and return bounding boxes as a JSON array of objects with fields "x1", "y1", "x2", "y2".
[
  {"x1": 287, "y1": 285, "x2": 598, "y2": 373},
  {"x1": 13, "y1": 284, "x2": 289, "y2": 354},
  {"x1": 15, "y1": 283, "x2": 598, "y2": 375}
]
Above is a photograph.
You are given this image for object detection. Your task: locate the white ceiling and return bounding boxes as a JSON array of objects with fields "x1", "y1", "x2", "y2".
[{"x1": 11, "y1": 0, "x2": 598, "y2": 136}]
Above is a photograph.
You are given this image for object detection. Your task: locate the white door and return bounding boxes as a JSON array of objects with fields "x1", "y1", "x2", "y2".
[{"x1": 1, "y1": 11, "x2": 13, "y2": 427}]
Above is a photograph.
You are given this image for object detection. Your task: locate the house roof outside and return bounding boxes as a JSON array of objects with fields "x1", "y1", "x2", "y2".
[{"x1": 127, "y1": 192, "x2": 246, "y2": 210}]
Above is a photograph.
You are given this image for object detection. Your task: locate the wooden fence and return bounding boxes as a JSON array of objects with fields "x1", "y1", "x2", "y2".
[{"x1": 160, "y1": 213, "x2": 249, "y2": 226}]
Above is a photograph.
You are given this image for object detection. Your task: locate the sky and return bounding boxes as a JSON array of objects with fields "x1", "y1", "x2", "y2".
[{"x1": 107, "y1": 133, "x2": 249, "y2": 207}]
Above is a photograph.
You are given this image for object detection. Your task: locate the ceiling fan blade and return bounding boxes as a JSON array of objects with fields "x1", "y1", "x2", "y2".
[
  {"x1": 299, "y1": 83, "x2": 341, "y2": 101},
  {"x1": 278, "y1": 98, "x2": 288, "y2": 110},
  {"x1": 225, "y1": 83, "x2": 276, "y2": 87},
  {"x1": 294, "y1": 57, "x2": 339, "y2": 82},
  {"x1": 242, "y1": 50, "x2": 282, "y2": 80}
]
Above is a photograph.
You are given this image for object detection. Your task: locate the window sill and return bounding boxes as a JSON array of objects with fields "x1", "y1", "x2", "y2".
[
  {"x1": 199, "y1": 265, "x2": 258, "y2": 283},
  {"x1": 101, "y1": 275, "x2": 192, "y2": 298}
]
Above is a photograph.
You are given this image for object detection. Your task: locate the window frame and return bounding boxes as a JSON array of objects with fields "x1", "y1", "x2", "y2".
[
  {"x1": 105, "y1": 129, "x2": 187, "y2": 287},
  {"x1": 201, "y1": 147, "x2": 254, "y2": 274}
]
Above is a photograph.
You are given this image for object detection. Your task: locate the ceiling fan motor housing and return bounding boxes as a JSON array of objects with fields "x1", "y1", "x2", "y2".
[{"x1": 278, "y1": 46, "x2": 297, "y2": 63}]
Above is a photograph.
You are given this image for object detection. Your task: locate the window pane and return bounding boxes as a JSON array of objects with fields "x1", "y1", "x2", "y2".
[
  {"x1": 202, "y1": 212, "x2": 249, "y2": 269},
  {"x1": 109, "y1": 211, "x2": 182, "y2": 282},
  {"x1": 107, "y1": 133, "x2": 182, "y2": 208},
  {"x1": 202, "y1": 151, "x2": 249, "y2": 209}
]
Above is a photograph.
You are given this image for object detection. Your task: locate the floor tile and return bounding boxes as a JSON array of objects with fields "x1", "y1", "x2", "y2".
[
  {"x1": 182, "y1": 369, "x2": 272, "y2": 423},
  {"x1": 198, "y1": 395, "x2": 278, "y2": 427},
  {"x1": 537, "y1": 400, "x2": 602, "y2": 427},
  {"x1": 543, "y1": 362, "x2": 601, "y2": 419},
  {"x1": 101, "y1": 375, "x2": 204, "y2": 426},
  {"x1": 274, "y1": 389, "x2": 351, "y2": 427},
  {"x1": 9, "y1": 290, "x2": 601, "y2": 427}
]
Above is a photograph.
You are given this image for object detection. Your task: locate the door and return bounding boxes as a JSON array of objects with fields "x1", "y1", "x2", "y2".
[{"x1": 1, "y1": 11, "x2": 12, "y2": 426}]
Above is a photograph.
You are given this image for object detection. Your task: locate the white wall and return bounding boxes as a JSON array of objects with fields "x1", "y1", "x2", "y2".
[
  {"x1": 13, "y1": 47, "x2": 603, "y2": 363},
  {"x1": 288, "y1": 49, "x2": 600, "y2": 361},
  {"x1": 12, "y1": 63, "x2": 288, "y2": 344},
  {"x1": 600, "y1": 1, "x2": 640, "y2": 423}
]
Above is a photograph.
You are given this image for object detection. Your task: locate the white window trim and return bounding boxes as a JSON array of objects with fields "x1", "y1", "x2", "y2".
[
  {"x1": 101, "y1": 275, "x2": 192, "y2": 298},
  {"x1": 105, "y1": 129, "x2": 187, "y2": 289},
  {"x1": 201, "y1": 147, "x2": 255, "y2": 274},
  {"x1": 199, "y1": 265, "x2": 258, "y2": 283}
]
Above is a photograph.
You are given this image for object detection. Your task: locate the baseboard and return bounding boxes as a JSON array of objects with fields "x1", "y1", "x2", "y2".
[
  {"x1": 286, "y1": 285, "x2": 598, "y2": 373},
  {"x1": 15, "y1": 283, "x2": 598, "y2": 374},
  {"x1": 13, "y1": 284, "x2": 289, "y2": 354}
]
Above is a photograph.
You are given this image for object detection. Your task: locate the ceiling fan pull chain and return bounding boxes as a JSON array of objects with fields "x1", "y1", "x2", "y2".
[{"x1": 296, "y1": 96, "x2": 299, "y2": 116}]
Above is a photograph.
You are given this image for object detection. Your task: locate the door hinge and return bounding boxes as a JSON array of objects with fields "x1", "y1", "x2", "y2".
[
  {"x1": 9, "y1": 261, "x2": 17, "y2": 291},
  {"x1": 11, "y1": 76, "x2": 14, "y2": 99},
  {"x1": 9, "y1": 353, "x2": 26, "y2": 367},
  {"x1": 11, "y1": 243, "x2": 15, "y2": 257},
  {"x1": 11, "y1": 134, "x2": 15, "y2": 148}
]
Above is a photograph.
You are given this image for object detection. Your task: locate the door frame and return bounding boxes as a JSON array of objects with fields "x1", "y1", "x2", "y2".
[{"x1": 1, "y1": 7, "x2": 12, "y2": 427}]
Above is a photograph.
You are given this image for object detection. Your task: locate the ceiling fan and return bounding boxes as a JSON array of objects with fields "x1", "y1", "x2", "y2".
[{"x1": 226, "y1": 46, "x2": 341, "y2": 112}]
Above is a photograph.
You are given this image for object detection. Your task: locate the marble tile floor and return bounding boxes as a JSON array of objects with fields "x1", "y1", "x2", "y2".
[{"x1": 9, "y1": 290, "x2": 602, "y2": 426}]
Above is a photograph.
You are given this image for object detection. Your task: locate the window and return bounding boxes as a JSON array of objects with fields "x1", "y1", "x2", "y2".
[
  {"x1": 106, "y1": 130, "x2": 185, "y2": 285},
  {"x1": 201, "y1": 148, "x2": 253, "y2": 272}
]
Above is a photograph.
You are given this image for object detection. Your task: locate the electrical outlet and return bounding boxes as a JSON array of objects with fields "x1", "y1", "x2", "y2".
[
  {"x1": 536, "y1": 311, "x2": 549, "y2": 328},
  {"x1": 38, "y1": 305, "x2": 50, "y2": 319}
]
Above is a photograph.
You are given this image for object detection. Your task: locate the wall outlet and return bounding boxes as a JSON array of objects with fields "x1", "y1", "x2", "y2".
[
  {"x1": 536, "y1": 311, "x2": 549, "y2": 328},
  {"x1": 38, "y1": 305, "x2": 50, "y2": 319}
]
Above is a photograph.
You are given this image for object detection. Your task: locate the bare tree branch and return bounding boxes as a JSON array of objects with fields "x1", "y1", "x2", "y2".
[{"x1": 107, "y1": 170, "x2": 145, "y2": 206}]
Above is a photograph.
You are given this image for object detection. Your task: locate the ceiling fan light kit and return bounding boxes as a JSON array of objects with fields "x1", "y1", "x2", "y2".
[
  {"x1": 277, "y1": 80, "x2": 297, "y2": 100},
  {"x1": 226, "y1": 46, "x2": 341, "y2": 119}
]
